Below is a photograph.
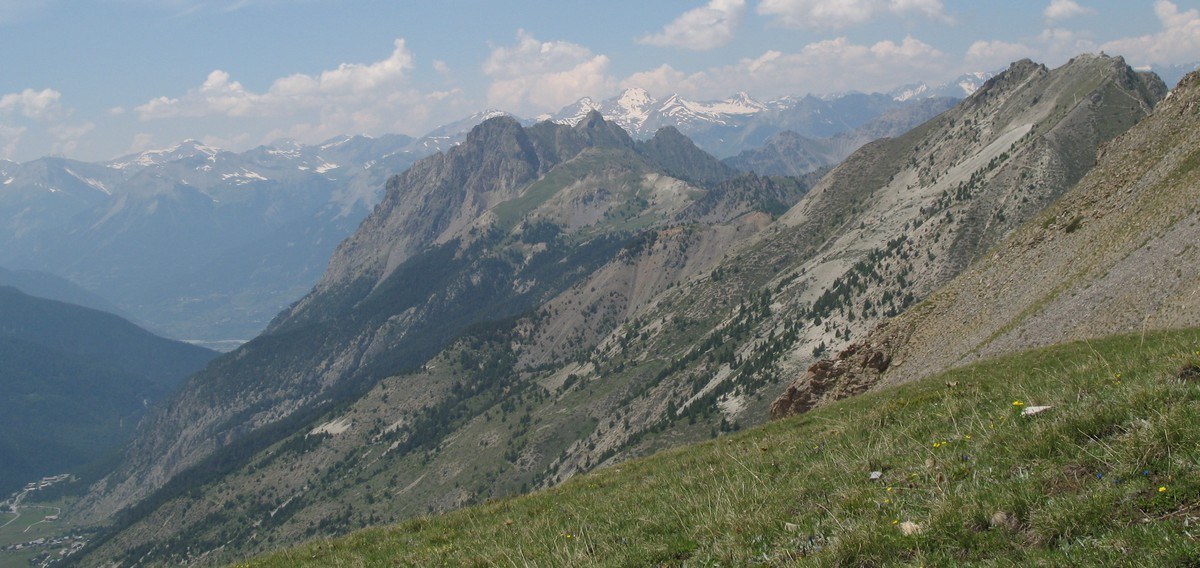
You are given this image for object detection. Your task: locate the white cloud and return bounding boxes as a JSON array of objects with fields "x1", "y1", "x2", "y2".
[
  {"x1": 621, "y1": 35, "x2": 947, "y2": 100},
  {"x1": 966, "y1": 40, "x2": 1034, "y2": 69},
  {"x1": 962, "y1": 28, "x2": 1098, "y2": 74},
  {"x1": 1038, "y1": 27, "x2": 1099, "y2": 62},
  {"x1": 637, "y1": 0, "x2": 746, "y2": 51},
  {"x1": 127, "y1": 132, "x2": 157, "y2": 154},
  {"x1": 137, "y1": 39, "x2": 416, "y2": 120},
  {"x1": 48, "y1": 121, "x2": 94, "y2": 156},
  {"x1": 619, "y1": 65, "x2": 689, "y2": 96},
  {"x1": 1044, "y1": 0, "x2": 1092, "y2": 22},
  {"x1": 0, "y1": 88, "x2": 63, "y2": 121},
  {"x1": 0, "y1": 88, "x2": 73, "y2": 159},
  {"x1": 0, "y1": 124, "x2": 25, "y2": 159},
  {"x1": 1101, "y1": 1, "x2": 1200, "y2": 66},
  {"x1": 757, "y1": 0, "x2": 950, "y2": 29},
  {"x1": 484, "y1": 30, "x2": 617, "y2": 115},
  {"x1": 132, "y1": 38, "x2": 466, "y2": 145}
]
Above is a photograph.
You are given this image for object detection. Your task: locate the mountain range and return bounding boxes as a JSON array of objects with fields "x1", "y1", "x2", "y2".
[
  {"x1": 543, "y1": 86, "x2": 966, "y2": 159},
  {"x1": 66, "y1": 53, "x2": 1171, "y2": 566},
  {"x1": 0, "y1": 88, "x2": 962, "y2": 348},
  {"x1": 0, "y1": 136, "x2": 418, "y2": 346}
]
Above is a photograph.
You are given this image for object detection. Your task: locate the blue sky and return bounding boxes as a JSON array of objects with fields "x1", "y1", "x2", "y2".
[{"x1": 1, "y1": 0, "x2": 1197, "y2": 162}]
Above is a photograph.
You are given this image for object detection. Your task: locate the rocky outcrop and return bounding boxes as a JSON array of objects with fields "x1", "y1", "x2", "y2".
[{"x1": 769, "y1": 339, "x2": 892, "y2": 419}]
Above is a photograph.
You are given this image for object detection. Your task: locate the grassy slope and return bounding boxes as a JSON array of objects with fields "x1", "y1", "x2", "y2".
[{"x1": 242, "y1": 328, "x2": 1200, "y2": 566}]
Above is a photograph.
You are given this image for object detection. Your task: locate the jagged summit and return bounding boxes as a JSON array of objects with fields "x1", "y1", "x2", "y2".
[{"x1": 571, "y1": 110, "x2": 635, "y2": 148}]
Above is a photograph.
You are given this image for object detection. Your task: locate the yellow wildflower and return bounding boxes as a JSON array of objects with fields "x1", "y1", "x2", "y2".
[
  {"x1": 1158, "y1": 486, "x2": 1167, "y2": 493},
  {"x1": 1012, "y1": 400, "x2": 1024, "y2": 407}
]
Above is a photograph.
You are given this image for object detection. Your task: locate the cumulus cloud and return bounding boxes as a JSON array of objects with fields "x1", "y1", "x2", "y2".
[
  {"x1": 0, "y1": 124, "x2": 25, "y2": 159},
  {"x1": 637, "y1": 0, "x2": 746, "y2": 51},
  {"x1": 619, "y1": 65, "x2": 689, "y2": 97},
  {"x1": 966, "y1": 40, "x2": 1034, "y2": 69},
  {"x1": 0, "y1": 88, "x2": 63, "y2": 121},
  {"x1": 484, "y1": 30, "x2": 617, "y2": 115},
  {"x1": 1101, "y1": 1, "x2": 1200, "y2": 65},
  {"x1": 137, "y1": 39, "x2": 416, "y2": 120},
  {"x1": 963, "y1": 28, "x2": 1100, "y2": 73},
  {"x1": 0, "y1": 87, "x2": 94, "y2": 159},
  {"x1": 48, "y1": 121, "x2": 94, "y2": 156},
  {"x1": 127, "y1": 132, "x2": 157, "y2": 154},
  {"x1": 757, "y1": 0, "x2": 950, "y2": 29},
  {"x1": 132, "y1": 39, "x2": 466, "y2": 144},
  {"x1": 1043, "y1": 0, "x2": 1092, "y2": 22},
  {"x1": 432, "y1": 60, "x2": 450, "y2": 77},
  {"x1": 621, "y1": 35, "x2": 947, "y2": 100}
]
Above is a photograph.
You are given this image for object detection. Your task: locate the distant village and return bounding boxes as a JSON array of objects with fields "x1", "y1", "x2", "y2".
[{"x1": 1, "y1": 474, "x2": 87, "y2": 567}]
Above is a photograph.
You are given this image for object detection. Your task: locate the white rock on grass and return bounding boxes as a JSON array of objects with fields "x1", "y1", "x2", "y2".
[{"x1": 1021, "y1": 405, "x2": 1053, "y2": 416}]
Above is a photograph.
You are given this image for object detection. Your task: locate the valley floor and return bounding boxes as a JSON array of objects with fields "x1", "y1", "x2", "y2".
[{"x1": 240, "y1": 328, "x2": 1200, "y2": 566}]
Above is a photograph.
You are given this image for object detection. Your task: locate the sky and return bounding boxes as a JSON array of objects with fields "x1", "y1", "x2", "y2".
[{"x1": 1, "y1": 0, "x2": 1197, "y2": 163}]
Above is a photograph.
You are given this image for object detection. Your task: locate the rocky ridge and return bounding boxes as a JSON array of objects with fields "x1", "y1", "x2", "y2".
[
  {"x1": 535, "y1": 54, "x2": 1164, "y2": 476},
  {"x1": 773, "y1": 66, "x2": 1200, "y2": 416}
]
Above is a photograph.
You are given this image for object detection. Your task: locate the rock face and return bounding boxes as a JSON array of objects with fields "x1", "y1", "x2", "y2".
[
  {"x1": 769, "y1": 340, "x2": 892, "y2": 419},
  {"x1": 773, "y1": 64, "x2": 1195, "y2": 418}
]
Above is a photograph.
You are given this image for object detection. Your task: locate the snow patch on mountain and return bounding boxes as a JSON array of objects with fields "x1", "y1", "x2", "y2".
[
  {"x1": 65, "y1": 168, "x2": 112, "y2": 195},
  {"x1": 220, "y1": 169, "x2": 268, "y2": 184},
  {"x1": 109, "y1": 140, "x2": 222, "y2": 170}
]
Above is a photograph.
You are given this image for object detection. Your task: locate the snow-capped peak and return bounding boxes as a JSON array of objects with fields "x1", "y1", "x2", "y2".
[
  {"x1": 889, "y1": 71, "x2": 996, "y2": 101},
  {"x1": 550, "y1": 97, "x2": 603, "y2": 125},
  {"x1": 726, "y1": 91, "x2": 767, "y2": 112},
  {"x1": 474, "y1": 109, "x2": 513, "y2": 121},
  {"x1": 617, "y1": 87, "x2": 652, "y2": 109},
  {"x1": 890, "y1": 83, "x2": 930, "y2": 102},
  {"x1": 109, "y1": 139, "x2": 222, "y2": 170},
  {"x1": 547, "y1": 88, "x2": 778, "y2": 135},
  {"x1": 319, "y1": 135, "x2": 354, "y2": 150}
]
